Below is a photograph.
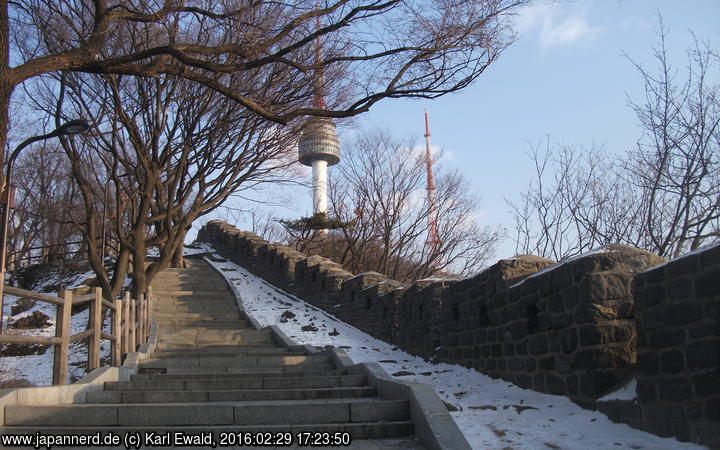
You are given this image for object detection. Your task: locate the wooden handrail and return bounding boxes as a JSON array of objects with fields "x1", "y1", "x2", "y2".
[
  {"x1": 0, "y1": 334, "x2": 62, "y2": 345},
  {"x1": 2, "y1": 283, "x2": 155, "y2": 386},
  {"x1": 3, "y1": 286, "x2": 64, "y2": 306}
]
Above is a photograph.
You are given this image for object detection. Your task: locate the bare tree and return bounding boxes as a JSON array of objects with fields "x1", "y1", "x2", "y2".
[
  {"x1": 509, "y1": 22, "x2": 720, "y2": 259},
  {"x1": 312, "y1": 128, "x2": 501, "y2": 282},
  {"x1": 2, "y1": 0, "x2": 527, "y2": 166}
]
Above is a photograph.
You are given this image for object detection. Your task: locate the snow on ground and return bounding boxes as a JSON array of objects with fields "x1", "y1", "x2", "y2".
[{"x1": 204, "y1": 249, "x2": 703, "y2": 450}]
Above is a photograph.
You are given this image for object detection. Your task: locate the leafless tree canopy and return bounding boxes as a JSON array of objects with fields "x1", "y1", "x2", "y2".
[
  {"x1": 290, "y1": 128, "x2": 502, "y2": 282},
  {"x1": 2, "y1": 0, "x2": 527, "y2": 161},
  {"x1": 509, "y1": 24, "x2": 720, "y2": 260}
]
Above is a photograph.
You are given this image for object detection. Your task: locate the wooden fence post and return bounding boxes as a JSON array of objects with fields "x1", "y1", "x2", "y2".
[
  {"x1": 87, "y1": 287, "x2": 103, "y2": 372},
  {"x1": 129, "y1": 298, "x2": 136, "y2": 352},
  {"x1": 52, "y1": 290, "x2": 72, "y2": 385},
  {"x1": 122, "y1": 292, "x2": 130, "y2": 354},
  {"x1": 112, "y1": 298, "x2": 122, "y2": 366},
  {"x1": 147, "y1": 286, "x2": 153, "y2": 338}
]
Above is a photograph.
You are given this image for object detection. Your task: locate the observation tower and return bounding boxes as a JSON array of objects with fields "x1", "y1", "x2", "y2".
[{"x1": 297, "y1": 19, "x2": 340, "y2": 215}]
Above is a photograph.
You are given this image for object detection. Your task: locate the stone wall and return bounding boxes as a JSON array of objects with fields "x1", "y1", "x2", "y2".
[
  {"x1": 197, "y1": 220, "x2": 718, "y2": 446},
  {"x1": 633, "y1": 243, "x2": 720, "y2": 447}
]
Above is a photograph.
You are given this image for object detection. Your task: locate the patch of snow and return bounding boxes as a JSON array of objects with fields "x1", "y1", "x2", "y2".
[
  {"x1": 599, "y1": 379, "x2": 638, "y2": 402},
  {"x1": 641, "y1": 239, "x2": 720, "y2": 274},
  {"x1": 203, "y1": 247, "x2": 702, "y2": 450}
]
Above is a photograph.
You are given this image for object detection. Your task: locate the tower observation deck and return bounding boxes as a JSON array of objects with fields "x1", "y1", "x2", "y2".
[{"x1": 298, "y1": 117, "x2": 340, "y2": 215}]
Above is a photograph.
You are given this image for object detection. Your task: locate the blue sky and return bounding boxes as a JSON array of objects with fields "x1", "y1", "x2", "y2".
[{"x1": 208, "y1": 0, "x2": 719, "y2": 261}]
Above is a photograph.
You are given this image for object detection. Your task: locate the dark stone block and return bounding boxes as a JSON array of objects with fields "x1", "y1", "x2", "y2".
[
  {"x1": 693, "y1": 370, "x2": 720, "y2": 396},
  {"x1": 701, "y1": 244, "x2": 720, "y2": 266},
  {"x1": 646, "y1": 406, "x2": 690, "y2": 441},
  {"x1": 687, "y1": 340, "x2": 719, "y2": 370},
  {"x1": 551, "y1": 313, "x2": 573, "y2": 329},
  {"x1": 667, "y1": 278, "x2": 692, "y2": 299},
  {"x1": 560, "y1": 328, "x2": 578, "y2": 354},
  {"x1": 538, "y1": 312, "x2": 551, "y2": 331},
  {"x1": 643, "y1": 285, "x2": 665, "y2": 307},
  {"x1": 579, "y1": 275, "x2": 607, "y2": 302},
  {"x1": 637, "y1": 379, "x2": 656, "y2": 402},
  {"x1": 510, "y1": 320, "x2": 527, "y2": 340},
  {"x1": 563, "y1": 286, "x2": 579, "y2": 309},
  {"x1": 689, "y1": 321, "x2": 719, "y2": 338},
  {"x1": 553, "y1": 266, "x2": 572, "y2": 290},
  {"x1": 546, "y1": 374, "x2": 566, "y2": 395},
  {"x1": 521, "y1": 277, "x2": 538, "y2": 295},
  {"x1": 696, "y1": 427, "x2": 720, "y2": 449},
  {"x1": 549, "y1": 294, "x2": 564, "y2": 313},
  {"x1": 686, "y1": 401, "x2": 703, "y2": 419},
  {"x1": 575, "y1": 303, "x2": 615, "y2": 323},
  {"x1": 538, "y1": 356, "x2": 555, "y2": 370},
  {"x1": 528, "y1": 335, "x2": 548, "y2": 355},
  {"x1": 556, "y1": 355, "x2": 571, "y2": 374},
  {"x1": 662, "y1": 301, "x2": 703, "y2": 326},
  {"x1": 486, "y1": 358, "x2": 496, "y2": 370},
  {"x1": 645, "y1": 267, "x2": 665, "y2": 283},
  {"x1": 641, "y1": 308, "x2": 664, "y2": 331},
  {"x1": 496, "y1": 358, "x2": 507, "y2": 370},
  {"x1": 667, "y1": 254, "x2": 697, "y2": 276},
  {"x1": 567, "y1": 374, "x2": 579, "y2": 395},
  {"x1": 572, "y1": 347, "x2": 631, "y2": 370},
  {"x1": 533, "y1": 373, "x2": 546, "y2": 391},
  {"x1": 708, "y1": 302, "x2": 720, "y2": 320},
  {"x1": 526, "y1": 357, "x2": 537, "y2": 372},
  {"x1": 508, "y1": 358, "x2": 524, "y2": 371},
  {"x1": 516, "y1": 374, "x2": 532, "y2": 389},
  {"x1": 516, "y1": 340, "x2": 527, "y2": 355},
  {"x1": 648, "y1": 329, "x2": 686, "y2": 349},
  {"x1": 579, "y1": 370, "x2": 627, "y2": 398},
  {"x1": 708, "y1": 397, "x2": 720, "y2": 422},
  {"x1": 697, "y1": 268, "x2": 720, "y2": 296},
  {"x1": 660, "y1": 378, "x2": 692, "y2": 401},
  {"x1": 503, "y1": 342, "x2": 515, "y2": 356},
  {"x1": 660, "y1": 349, "x2": 685, "y2": 374},
  {"x1": 617, "y1": 302, "x2": 634, "y2": 319}
]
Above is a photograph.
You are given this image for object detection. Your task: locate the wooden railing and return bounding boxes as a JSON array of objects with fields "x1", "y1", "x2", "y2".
[{"x1": 0, "y1": 286, "x2": 154, "y2": 385}]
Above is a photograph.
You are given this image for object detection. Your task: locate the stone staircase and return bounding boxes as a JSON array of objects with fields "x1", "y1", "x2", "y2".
[{"x1": 2, "y1": 258, "x2": 424, "y2": 448}]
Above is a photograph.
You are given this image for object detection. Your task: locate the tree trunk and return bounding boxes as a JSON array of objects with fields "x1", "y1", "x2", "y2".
[
  {"x1": 169, "y1": 227, "x2": 187, "y2": 268},
  {"x1": 0, "y1": 0, "x2": 11, "y2": 168}
]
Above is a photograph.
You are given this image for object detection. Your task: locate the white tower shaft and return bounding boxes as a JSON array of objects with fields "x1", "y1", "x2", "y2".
[{"x1": 311, "y1": 159, "x2": 328, "y2": 214}]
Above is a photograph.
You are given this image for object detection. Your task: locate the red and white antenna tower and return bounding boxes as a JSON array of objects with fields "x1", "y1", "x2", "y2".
[{"x1": 424, "y1": 109, "x2": 440, "y2": 250}]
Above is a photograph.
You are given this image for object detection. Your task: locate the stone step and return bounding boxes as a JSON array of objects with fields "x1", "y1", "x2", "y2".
[
  {"x1": 132, "y1": 369, "x2": 349, "y2": 381},
  {"x1": 0, "y1": 422, "x2": 417, "y2": 443},
  {"x1": 155, "y1": 312, "x2": 243, "y2": 320},
  {"x1": 139, "y1": 355, "x2": 333, "y2": 369},
  {"x1": 87, "y1": 386, "x2": 377, "y2": 403},
  {"x1": 5, "y1": 399, "x2": 408, "y2": 427},
  {"x1": 164, "y1": 363, "x2": 337, "y2": 375},
  {"x1": 108, "y1": 375, "x2": 367, "y2": 392},
  {"x1": 155, "y1": 342, "x2": 279, "y2": 351},
  {"x1": 156, "y1": 323, "x2": 254, "y2": 331},
  {"x1": 150, "y1": 349, "x2": 307, "y2": 358}
]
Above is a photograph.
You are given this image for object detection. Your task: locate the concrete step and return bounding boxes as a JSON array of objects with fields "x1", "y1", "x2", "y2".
[
  {"x1": 164, "y1": 363, "x2": 337, "y2": 374},
  {"x1": 87, "y1": 386, "x2": 377, "y2": 403},
  {"x1": 132, "y1": 369, "x2": 349, "y2": 381},
  {"x1": 157, "y1": 319, "x2": 252, "y2": 328},
  {"x1": 107, "y1": 375, "x2": 367, "y2": 392},
  {"x1": 150, "y1": 349, "x2": 307, "y2": 358},
  {"x1": 0, "y1": 422, "x2": 417, "y2": 443},
  {"x1": 139, "y1": 355, "x2": 333, "y2": 369},
  {"x1": 155, "y1": 312, "x2": 243, "y2": 320},
  {"x1": 5, "y1": 399, "x2": 408, "y2": 427}
]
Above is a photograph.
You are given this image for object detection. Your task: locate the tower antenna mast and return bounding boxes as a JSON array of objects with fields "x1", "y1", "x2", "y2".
[{"x1": 424, "y1": 109, "x2": 440, "y2": 250}]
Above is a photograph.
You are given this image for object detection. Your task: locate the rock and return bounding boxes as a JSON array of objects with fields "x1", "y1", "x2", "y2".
[
  {"x1": 442, "y1": 401, "x2": 461, "y2": 412},
  {"x1": 10, "y1": 298, "x2": 35, "y2": 315},
  {"x1": 9, "y1": 311, "x2": 52, "y2": 329},
  {"x1": 329, "y1": 328, "x2": 339, "y2": 336},
  {"x1": 301, "y1": 323, "x2": 318, "y2": 332},
  {"x1": 279, "y1": 310, "x2": 296, "y2": 322},
  {"x1": 391, "y1": 370, "x2": 415, "y2": 377},
  {"x1": 0, "y1": 378, "x2": 35, "y2": 389}
]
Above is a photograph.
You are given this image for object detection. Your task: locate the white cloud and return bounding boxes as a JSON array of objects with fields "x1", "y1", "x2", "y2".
[{"x1": 515, "y1": 1, "x2": 602, "y2": 51}]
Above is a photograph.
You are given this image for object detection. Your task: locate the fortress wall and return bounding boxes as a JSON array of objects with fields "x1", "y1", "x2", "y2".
[
  {"x1": 197, "y1": 220, "x2": 717, "y2": 446},
  {"x1": 633, "y1": 242, "x2": 720, "y2": 445}
]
